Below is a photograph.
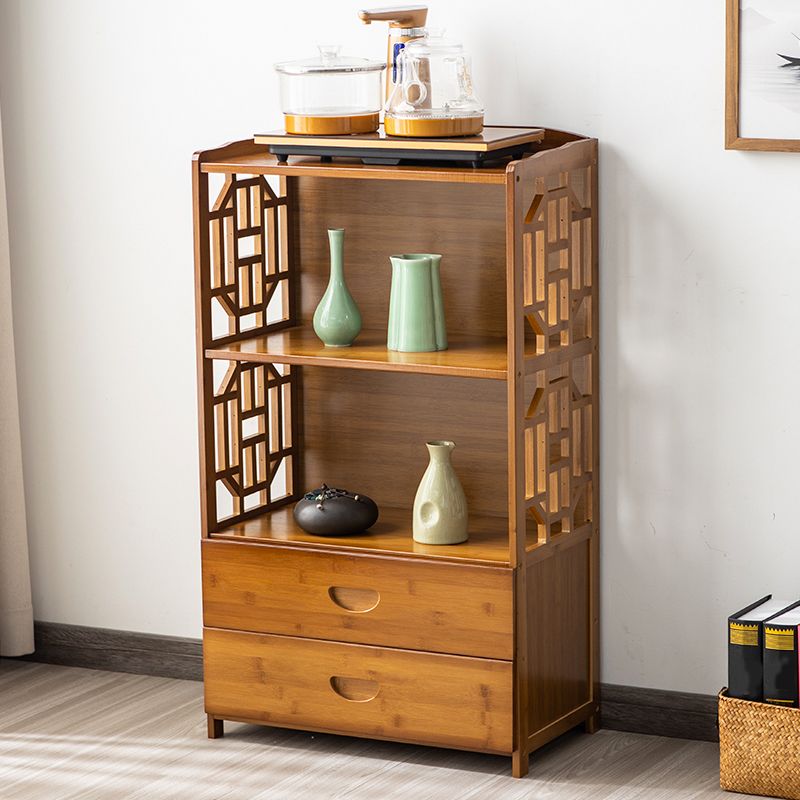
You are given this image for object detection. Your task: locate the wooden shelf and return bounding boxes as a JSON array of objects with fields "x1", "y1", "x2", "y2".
[
  {"x1": 201, "y1": 152, "x2": 509, "y2": 185},
  {"x1": 206, "y1": 327, "x2": 509, "y2": 380},
  {"x1": 193, "y1": 131, "x2": 599, "y2": 773},
  {"x1": 210, "y1": 505, "x2": 512, "y2": 566}
]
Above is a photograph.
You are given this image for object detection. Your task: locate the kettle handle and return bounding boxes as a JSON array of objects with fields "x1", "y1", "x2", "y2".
[{"x1": 403, "y1": 78, "x2": 428, "y2": 107}]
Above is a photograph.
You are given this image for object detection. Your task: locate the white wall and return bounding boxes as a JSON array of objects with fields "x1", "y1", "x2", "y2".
[{"x1": 1, "y1": 0, "x2": 799, "y2": 696}]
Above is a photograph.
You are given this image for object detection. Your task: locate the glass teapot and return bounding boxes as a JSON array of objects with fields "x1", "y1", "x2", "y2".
[
  {"x1": 384, "y1": 32, "x2": 484, "y2": 137},
  {"x1": 274, "y1": 45, "x2": 385, "y2": 135}
]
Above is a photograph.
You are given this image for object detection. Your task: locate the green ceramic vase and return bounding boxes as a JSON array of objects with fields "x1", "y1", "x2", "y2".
[
  {"x1": 412, "y1": 440, "x2": 468, "y2": 545},
  {"x1": 313, "y1": 228, "x2": 362, "y2": 347},
  {"x1": 387, "y1": 254, "x2": 447, "y2": 353}
]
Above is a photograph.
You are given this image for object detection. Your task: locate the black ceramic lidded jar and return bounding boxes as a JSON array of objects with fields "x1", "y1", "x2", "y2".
[{"x1": 293, "y1": 485, "x2": 379, "y2": 536}]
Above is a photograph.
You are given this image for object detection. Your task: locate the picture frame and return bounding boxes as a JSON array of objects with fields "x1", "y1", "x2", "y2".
[{"x1": 726, "y1": 0, "x2": 800, "y2": 151}]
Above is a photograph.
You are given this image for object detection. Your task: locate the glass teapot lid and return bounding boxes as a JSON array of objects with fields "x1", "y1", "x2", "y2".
[
  {"x1": 275, "y1": 45, "x2": 385, "y2": 75},
  {"x1": 402, "y1": 30, "x2": 466, "y2": 59}
]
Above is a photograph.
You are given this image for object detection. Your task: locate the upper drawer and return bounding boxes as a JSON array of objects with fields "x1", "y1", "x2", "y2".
[{"x1": 202, "y1": 539, "x2": 513, "y2": 660}]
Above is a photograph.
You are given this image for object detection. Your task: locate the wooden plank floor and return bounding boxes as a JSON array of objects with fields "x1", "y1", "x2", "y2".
[{"x1": 0, "y1": 659, "x2": 734, "y2": 800}]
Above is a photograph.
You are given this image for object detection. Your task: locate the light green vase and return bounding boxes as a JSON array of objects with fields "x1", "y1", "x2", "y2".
[
  {"x1": 387, "y1": 254, "x2": 447, "y2": 352},
  {"x1": 313, "y1": 228, "x2": 361, "y2": 347},
  {"x1": 413, "y1": 440, "x2": 468, "y2": 545}
]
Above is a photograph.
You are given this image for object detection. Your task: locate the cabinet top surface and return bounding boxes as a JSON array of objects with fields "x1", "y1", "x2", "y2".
[
  {"x1": 200, "y1": 151, "x2": 511, "y2": 184},
  {"x1": 196, "y1": 127, "x2": 593, "y2": 184},
  {"x1": 195, "y1": 126, "x2": 569, "y2": 184}
]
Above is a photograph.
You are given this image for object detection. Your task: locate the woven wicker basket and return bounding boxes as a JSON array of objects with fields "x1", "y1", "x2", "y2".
[{"x1": 719, "y1": 689, "x2": 800, "y2": 799}]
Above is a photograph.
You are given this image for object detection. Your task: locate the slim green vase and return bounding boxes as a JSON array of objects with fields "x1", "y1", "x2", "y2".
[
  {"x1": 412, "y1": 440, "x2": 468, "y2": 545},
  {"x1": 387, "y1": 254, "x2": 447, "y2": 352},
  {"x1": 313, "y1": 228, "x2": 362, "y2": 347}
]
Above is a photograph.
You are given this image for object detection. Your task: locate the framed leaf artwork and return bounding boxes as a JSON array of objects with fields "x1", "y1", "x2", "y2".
[{"x1": 726, "y1": 0, "x2": 800, "y2": 151}]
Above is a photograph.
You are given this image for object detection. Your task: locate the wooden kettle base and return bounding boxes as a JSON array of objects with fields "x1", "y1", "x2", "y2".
[
  {"x1": 383, "y1": 114, "x2": 485, "y2": 138},
  {"x1": 283, "y1": 112, "x2": 380, "y2": 136}
]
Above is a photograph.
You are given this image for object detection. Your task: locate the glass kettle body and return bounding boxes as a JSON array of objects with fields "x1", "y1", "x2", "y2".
[{"x1": 384, "y1": 34, "x2": 484, "y2": 137}]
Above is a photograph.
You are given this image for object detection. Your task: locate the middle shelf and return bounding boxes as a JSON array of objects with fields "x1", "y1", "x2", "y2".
[
  {"x1": 210, "y1": 505, "x2": 516, "y2": 566},
  {"x1": 206, "y1": 326, "x2": 510, "y2": 380}
]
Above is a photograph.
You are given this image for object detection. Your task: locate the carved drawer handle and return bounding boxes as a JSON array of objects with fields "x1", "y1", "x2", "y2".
[
  {"x1": 330, "y1": 676, "x2": 380, "y2": 702},
  {"x1": 328, "y1": 586, "x2": 380, "y2": 613}
]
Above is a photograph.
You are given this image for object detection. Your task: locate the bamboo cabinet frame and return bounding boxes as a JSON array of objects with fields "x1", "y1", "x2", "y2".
[{"x1": 192, "y1": 131, "x2": 599, "y2": 778}]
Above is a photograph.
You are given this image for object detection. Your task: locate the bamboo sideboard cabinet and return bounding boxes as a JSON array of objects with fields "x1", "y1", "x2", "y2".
[{"x1": 192, "y1": 127, "x2": 598, "y2": 778}]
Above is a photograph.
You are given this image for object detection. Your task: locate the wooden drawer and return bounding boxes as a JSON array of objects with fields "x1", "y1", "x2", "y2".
[
  {"x1": 202, "y1": 540, "x2": 513, "y2": 660},
  {"x1": 204, "y1": 627, "x2": 513, "y2": 754}
]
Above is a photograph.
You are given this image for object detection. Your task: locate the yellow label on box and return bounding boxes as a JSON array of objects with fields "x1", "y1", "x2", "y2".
[
  {"x1": 729, "y1": 622, "x2": 759, "y2": 646},
  {"x1": 765, "y1": 627, "x2": 795, "y2": 651}
]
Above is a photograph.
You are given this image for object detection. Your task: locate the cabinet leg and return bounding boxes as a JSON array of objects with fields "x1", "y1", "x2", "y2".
[
  {"x1": 207, "y1": 715, "x2": 224, "y2": 739},
  {"x1": 512, "y1": 748, "x2": 529, "y2": 778},
  {"x1": 584, "y1": 710, "x2": 600, "y2": 734}
]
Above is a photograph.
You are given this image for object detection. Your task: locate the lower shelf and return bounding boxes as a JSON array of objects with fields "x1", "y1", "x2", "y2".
[{"x1": 210, "y1": 505, "x2": 512, "y2": 566}]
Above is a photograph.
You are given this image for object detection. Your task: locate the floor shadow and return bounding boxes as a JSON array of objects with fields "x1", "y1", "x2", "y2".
[{"x1": 221, "y1": 722, "x2": 601, "y2": 778}]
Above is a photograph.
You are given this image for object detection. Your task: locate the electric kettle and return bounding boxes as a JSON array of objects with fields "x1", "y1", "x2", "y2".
[{"x1": 384, "y1": 32, "x2": 484, "y2": 137}]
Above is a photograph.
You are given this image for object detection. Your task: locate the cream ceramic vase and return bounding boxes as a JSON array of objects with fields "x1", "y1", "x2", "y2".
[{"x1": 413, "y1": 440, "x2": 468, "y2": 545}]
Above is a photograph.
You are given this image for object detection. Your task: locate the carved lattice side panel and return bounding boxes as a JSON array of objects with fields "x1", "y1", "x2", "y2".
[
  {"x1": 521, "y1": 166, "x2": 593, "y2": 356},
  {"x1": 523, "y1": 354, "x2": 593, "y2": 544},
  {"x1": 515, "y1": 149, "x2": 596, "y2": 548},
  {"x1": 207, "y1": 175, "x2": 291, "y2": 343},
  {"x1": 211, "y1": 360, "x2": 295, "y2": 526}
]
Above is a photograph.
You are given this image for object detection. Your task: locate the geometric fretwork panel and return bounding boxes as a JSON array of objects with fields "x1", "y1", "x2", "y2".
[
  {"x1": 519, "y1": 158, "x2": 595, "y2": 548},
  {"x1": 208, "y1": 175, "x2": 290, "y2": 343},
  {"x1": 212, "y1": 360, "x2": 294, "y2": 526},
  {"x1": 524, "y1": 353, "x2": 593, "y2": 545},
  {"x1": 522, "y1": 166, "x2": 593, "y2": 356}
]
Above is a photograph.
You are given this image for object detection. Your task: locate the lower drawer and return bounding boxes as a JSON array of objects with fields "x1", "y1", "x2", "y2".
[{"x1": 204, "y1": 627, "x2": 513, "y2": 754}]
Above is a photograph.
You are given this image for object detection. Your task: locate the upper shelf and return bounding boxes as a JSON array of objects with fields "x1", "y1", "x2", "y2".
[
  {"x1": 205, "y1": 326, "x2": 591, "y2": 378},
  {"x1": 206, "y1": 326, "x2": 509, "y2": 380}
]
